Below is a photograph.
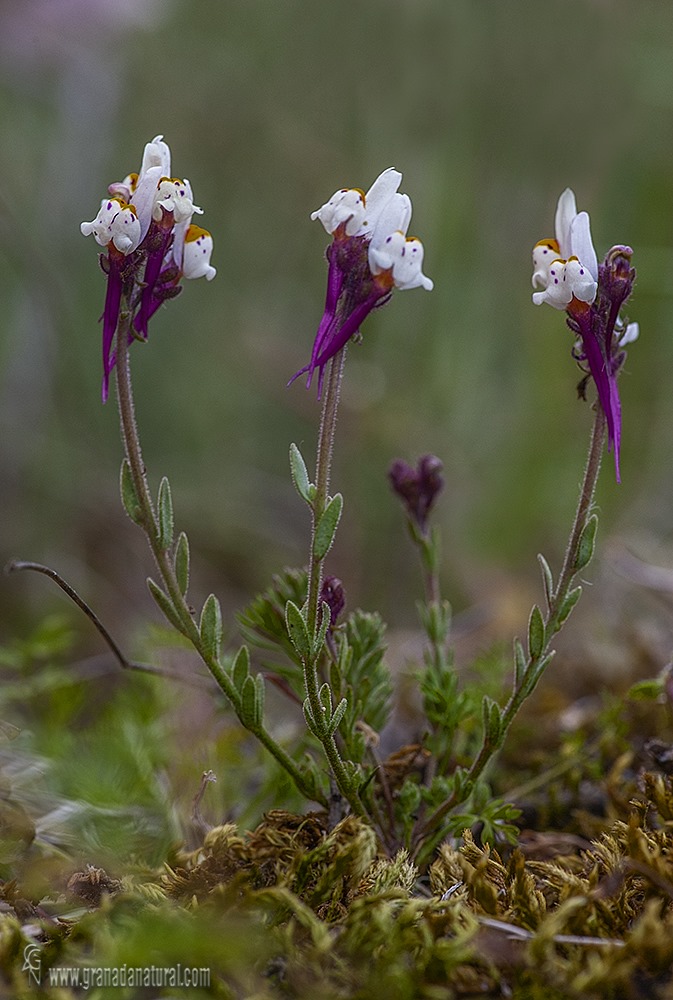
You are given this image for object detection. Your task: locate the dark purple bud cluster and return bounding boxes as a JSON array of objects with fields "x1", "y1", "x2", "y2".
[{"x1": 388, "y1": 455, "x2": 444, "y2": 533}]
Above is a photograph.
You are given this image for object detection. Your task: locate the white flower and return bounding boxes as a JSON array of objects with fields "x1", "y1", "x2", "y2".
[
  {"x1": 368, "y1": 179, "x2": 433, "y2": 291},
  {"x1": 532, "y1": 188, "x2": 598, "y2": 309},
  {"x1": 153, "y1": 177, "x2": 202, "y2": 224},
  {"x1": 311, "y1": 167, "x2": 433, "y2": 291},
  {"x1": 311, "y1": 167, "x2": 404, "y2": 238},
  {"x1": 80, "y1": 135, "x2": 204, "y2": 253},
  {"x1": 181, "y1": 225, "x2": 216, "y2": 280},
  {"x1": 80, "y1": 197, "x2": 141, "y2": 253}
]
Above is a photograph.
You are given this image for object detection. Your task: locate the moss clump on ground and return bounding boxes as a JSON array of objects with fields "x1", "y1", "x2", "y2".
[{"x1": 2, "y1": 768, "x2": 673, "y2": 999}]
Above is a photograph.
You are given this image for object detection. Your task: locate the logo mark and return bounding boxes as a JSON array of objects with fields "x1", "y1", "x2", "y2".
[{"x1": 22, "y1": 943, "x2": 42, "y2": 985}]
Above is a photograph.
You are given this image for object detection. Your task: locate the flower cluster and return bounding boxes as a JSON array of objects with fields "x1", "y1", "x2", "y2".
[
  {"x1": 532, "y1": 188, "x2": 637, "y2": 482},
  {"x1": 81, "y1": 135, "x2": 216, "y2": 401},
  {"x1": 290, "y1": 168, "x2": 433, "y2": 394}
]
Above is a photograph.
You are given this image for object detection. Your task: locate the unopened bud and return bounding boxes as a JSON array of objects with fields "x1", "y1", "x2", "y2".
[{"x1": 388, "y1": 454, "x2": 444, "y2": 532}]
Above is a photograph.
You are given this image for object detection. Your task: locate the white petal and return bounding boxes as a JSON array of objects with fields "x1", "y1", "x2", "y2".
[
  {"x1": 109, "y1": 205, "x2": 141, "y2": 253},
  {"x1": 569, "y1": 211, "x2": 598, "y2": 282},
  {"x1": 565, "y1": 257, "x2": 597, "y2": 304},
  {"x1": 369, "y1": 229, "x2": 405, "y2": 274},
  {"x1": 532, "y1": 240, "x2": 561, "y2": 289},
  {"x1": 392, "y1": 237, "x2": 433, "y2": 290},
  {"x1": 154, "y1": 177, "x2": 200, "y2": 223},
  {"x1": 81, "y1": 198, "x2": 141, "y2": 254},
  {"x1": 370, "y1": 192, "x2": 412, "y2": 247},
  {"x1": 140, "y1": 135, "x2": 171, "y2": 179},
  {"x1": 357, "y1": 167, "x2": 402, "y2": 236},
  {"x1": 531, "y1": 258, "x2": 574, "y2": 309},
  {"x1": 182, "y1": 226, "x2": 216, "y2": 280},
  {"x1": 131, "y1": 164, "x2": 163, "y2": 241},
  {"x1": 311, "y1": 188, "x2": 366, "y2": 236},
  {"x1": 554, "y1": 187, "x2": 577, "y2": 258},
  {"x1": 369, "y1": 230, "x2": 433, "y2": 291},
  {"x1": 618, "y1": 321, "x2": 639, "y2": 346}
]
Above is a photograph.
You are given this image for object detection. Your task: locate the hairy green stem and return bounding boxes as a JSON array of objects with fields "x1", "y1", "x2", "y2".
[
  {"x1": 114, "y1": 306, "x2": 322, "y2": 805},
  {"x1": 300, "y1": 348, "x2": 366, "y2": 818},
  {"x1": 414, "y1": 406, "x2": 607, "y2": 854},
  {"x1": 305, "y1": 349, "x2": 345, "y2": 629}
]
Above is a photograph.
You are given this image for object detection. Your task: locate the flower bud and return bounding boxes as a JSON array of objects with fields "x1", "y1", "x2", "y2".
[
  {"x1": 320, "y1": 576, "x2": 345, "y2": 627},
  {"x1": 600, "y1": 245, "x2": 636, "y2": 311},
  {"x1": 388, "y1": 454, "x2": 444, "y2": 532}
]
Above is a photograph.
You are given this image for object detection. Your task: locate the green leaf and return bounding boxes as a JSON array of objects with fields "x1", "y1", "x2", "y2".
[
  {"x1": 302, "y1": 697, "x2": 322, "y2": 738},
  {"x1": 120, "y1": 459, "x2": 143, "y2": 525},
  {"x1": 174, "y1": 531, "x2": 190, "y2": 595},
  {"x1": 537, "y1": 553, "x2": 554, "y2": 608},
  {"x1": 327, "y1": 697, "x2": 348, "y2": 736},
  {"x1": 285, "y1": 600, "x2": 311, "y2": 662},
  {"x1": 513, "y1": 638, "x2": 527, "y2": 686},
  {"x1": 481, "y1": 695, "x2": 502, "y2": 746},
  {"x1": 289, "y1": 443, "x2": 313, "y2": 505},
  {"x1": 254, "y1": 673, "x2": 265, "y2": 725},
  {"x1": 231, "y1": 645, "x2": 250, "y2": 692},
  {"x1": 520, "y1": 651, "x2": 555, "y2": 699},
  {"x1": 575, "y1": 514, "x2": 598, "y2": 572},
  {"x1": 147, "y1": 578, "x2": 183, "y2": 633},
  {"x1": 314, "y1": 493, "x2": 343, "y2": 561},
  {"x1": 628, "y1": 678, "x2": 664, "y2": 701},
  {"x1": 556, "y1": 585, "x2": 582, "y2": 628},
  {"x1": 313, "y1": 601, "x2": 331, "y2": 659},
  {"x1": 528, "y1": 604, "x2": 545, "y2": 661},
  {"x1": 319, "y1": 682, "x2": 333, "y2": 715},
  {"x1": 200, "y1": 594, "x2": 223, "y2": 661},
  {"x1": 240, "y1": 675, "x2": 259, "y2": 728},
  {"x1": 157, "y1": 476, "x2": 174, "y2": 549}
]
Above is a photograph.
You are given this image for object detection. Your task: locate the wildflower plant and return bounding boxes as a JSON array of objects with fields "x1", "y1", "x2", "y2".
[{"x1": 10, "y1": 144, "x2": 638, "y2": 868}]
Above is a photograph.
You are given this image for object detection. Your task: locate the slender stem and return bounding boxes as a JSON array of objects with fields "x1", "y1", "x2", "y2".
[
  {"x1": 4, "y1": 559, "x2": 206, "y2": 688},
  {"x1": 414, "y1": 406, "x2": 607, "y2": 855},
  {"x1": 299, "y1": 347, "x2": 367, "y2": 818},
  {"x1": 305, "y1": 349, "x2": 346, "y2": 630},
  {"x1": 114, "y1": 307, "x2": 324, "y2": 806},
  {"x1": 550, "y1": 406, "x2": 606, "y2": 620}
]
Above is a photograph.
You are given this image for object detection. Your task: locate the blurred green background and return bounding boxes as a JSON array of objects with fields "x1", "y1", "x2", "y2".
[{"x1": 1, "y1": 0, "x2": 672, "y2": 649}]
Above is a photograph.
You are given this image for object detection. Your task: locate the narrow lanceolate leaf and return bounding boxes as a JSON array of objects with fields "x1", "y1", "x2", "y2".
[
  {"x1": 231, "y1": 645, "x2": 250, "y2": 693},
  {"x1": 314, "y1": 493, "x2": 343, "y2": 561},
  {"x1": 200, "y1": 594, "x2": 223, "y2": 661},
  {"x1": 513, "y1": 638, "x2": 527, "y2": 687},
  {"x1": 537, "y1": 553, "x2": 554, "y2": 608},
  {"x1": 313, "y1": 601, "x2": 331, "y2": 659},
  {"x1": 481, "y1": 695, "x2": 502, "y2": 746},
  {"x1": 574, "y1": 514, "x2": 598, "y2": 573},
  {"x1": 521, "y1": 651, "x2": 555, "y2": 699},
  {"x1": 174, "y1": 532, "x2": 190, "y2": 595},
  {"x1": 120, "y1": 459, "x2": 143, "y2": 525},
  {"x1": 285, "y1": 600, "x2": 312, "y2": 662},
  {"x1": 303, "y1": 697, "x2": 322, "y2": 738},
  {"x1": 528, "y1": 604, "x2": 545, "y2": 661},
  {"x1": 254, "y1": 672, "x2": 265, "y2": 726},
  {"x1": 240, "y1": 675, "x2": 258, "y2": 728},
  {"x1": 327, "y1": 697, "x2": 348, "y2": 736},
  {"x1": 556, "y1": 585, "x2": 582, "y2": 628},
  {"x1": 289, "y1": 443, "x2": 313, "y2": 505},
  {"x1": 147, "y1": 578, "x2": 183, "y2": 633},
  {"x1": 157, "y1": 477, "x2": 174, "y2": 549}
]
